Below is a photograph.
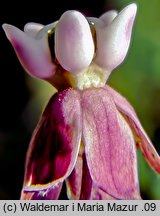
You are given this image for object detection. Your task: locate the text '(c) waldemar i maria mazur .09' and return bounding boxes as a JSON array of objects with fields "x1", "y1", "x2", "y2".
[{"x1": 16, "y1": 202, "x2": 157, "y2": 212}]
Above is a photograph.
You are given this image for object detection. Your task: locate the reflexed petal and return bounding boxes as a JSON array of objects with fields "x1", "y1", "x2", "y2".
[
  {"x1": 106, "y1": 85, "x2": 160, "y2": 173},
  {"x1": 2, "y1": 24, "x2": 56, "y2": 81},
  {"x1": 82, "y1": 88, "x2": 140, "y2": 199},
  {"x1": 94, "y1": 3, "x2": 137, "y2": 71},
  {"x1": 21, "y1": 182, "x2": 62, "y2": 200},
  {"x1": 55, "y1": 10, "x2": 94, "y2": 73},
  {"x1": 22, "y1": 89, "x2": 82, "y2": 194}
]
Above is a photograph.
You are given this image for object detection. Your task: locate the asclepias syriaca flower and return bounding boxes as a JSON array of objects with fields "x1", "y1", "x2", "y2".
[{"x1": 3, "y1": 3, "x2": 160, "y2": 200}]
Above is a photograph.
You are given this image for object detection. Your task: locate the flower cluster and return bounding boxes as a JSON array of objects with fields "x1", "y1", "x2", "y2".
[{"x1": 3, "y1": 3, "x2": 160, "y2": 200}]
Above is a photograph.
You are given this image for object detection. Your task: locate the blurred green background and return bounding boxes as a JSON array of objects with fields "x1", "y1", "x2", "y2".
[{"x1": 0, "y1": 0, "x2": 160, "y2": 199}]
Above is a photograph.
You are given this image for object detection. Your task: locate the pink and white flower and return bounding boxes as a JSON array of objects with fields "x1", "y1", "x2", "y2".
[{"x1": 3, "y1": 3, "x2": 160, "y2": 200}]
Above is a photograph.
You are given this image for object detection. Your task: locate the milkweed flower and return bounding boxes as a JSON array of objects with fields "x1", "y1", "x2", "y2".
[{"x1": 3, "y1": 3, "x2": 160, "y2": 200}]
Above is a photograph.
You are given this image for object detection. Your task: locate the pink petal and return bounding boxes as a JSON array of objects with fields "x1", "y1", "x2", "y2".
[
  {"x1": 79, "y1": 155, "x2": 119, "y2": 200},
  {"x1": 82, "y1": 88, "x2": 141, "y2": 199},
  {"x1": 66, "y1": 143, "x2": 118, "y2": 200},
  {"x1": 106, "y1": 85, "x2": 160, "y2": 173},
  {"x1": 91, "y1": 184, "x2": 117, "y2": 200},
  {"x1": 21, "y1": 182, "x2": 62, "y2": 200},
  {"x1": 22, "y1": 89, "x2": 82, "y2": 194}
]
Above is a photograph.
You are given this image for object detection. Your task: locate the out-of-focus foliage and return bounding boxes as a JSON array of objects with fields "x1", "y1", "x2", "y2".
[{"x1": 108, "y1": 0, "x2": 160, "y2": 199}]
